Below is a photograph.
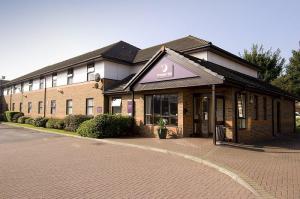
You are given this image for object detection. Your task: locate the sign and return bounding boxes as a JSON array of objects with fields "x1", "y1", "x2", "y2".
[
  {"x1": 97, "y1": 107, "x2": 102, "y2": 114},
  {"x1": 156, "y1": 63, "x2": 174, "y2": 79},
  {"x1": 127, "y1": 100, "x2": 133, "y2": 115}
]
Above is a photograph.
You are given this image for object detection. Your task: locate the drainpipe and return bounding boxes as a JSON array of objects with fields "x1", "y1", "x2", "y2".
[
  {"x1": 9, "y1": 86, "x2": 12, "y2": 111},
  {"x1": 131, "y1": 89, "x2": 135, "y2": 118},
  {"x1": 43, "y1": 77, "x2": 47, "y2": 118},
  {"x1": 212, "y1": 84, "x2": 216, "y2": 145}
]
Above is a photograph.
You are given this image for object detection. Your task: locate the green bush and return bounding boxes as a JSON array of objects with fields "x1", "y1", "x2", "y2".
[
  {"x1": 46, "y1": 118, "x2": 65, "y2": 129},
  {"x1": 25, "y1": 118, "x2": 34, "y2": 125},
  {"x1": 4, "y1": 111, "x2": 21, "y2": 122},
  {"x1": 77, "y1": 119, "x2": 101, "y2": 138},
  {"x1": 17, "y1": 116, "x2": 29, "y2": 124},
  {"x1": 33, "y1": 117, "x2": 48, "y2": 127},
  {"x1": 64, "y1": 115, "x2": 92, "y2": 132},
  {"x1": 12, "y1": 112, "x2": 24, "y2": 123},
  {"x1": 0, "y1": 114, "x2": 4, "y2": 121},
  {"x1": 93, "y1": 114, "x2": 135, "y2": 138}
]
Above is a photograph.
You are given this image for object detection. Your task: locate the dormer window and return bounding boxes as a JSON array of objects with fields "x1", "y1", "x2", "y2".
[
  {"x1": 52, "y1": 73, "x2": 57, "y2": 87},
  {"x1": 67, "y1": 69, "x2": 73, "y2": 85},
  {"x1": 87, "y1": 63, "x2": 95, "y2": 81},
  {"x1": 13, "y1": 85, "x2": 17, "y2": 94},
  {"x1": 29, "y1": 80, "x2": 33, "y2": 91}
]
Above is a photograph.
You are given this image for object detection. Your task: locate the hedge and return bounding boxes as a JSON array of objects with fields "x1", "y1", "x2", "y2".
[
  {"x1": 64, "y1": 115, "x2": 92, "y2": 132},
  {"x1": 77, "y1": 119, "x2": 101, "y2": 138},
  {"x1": 46, "y1": 118, "x2": 65, "y2": 129},
  {"x1": 25, "y1": 118, "x2": 34, "y2": 125},
  {"x1": 12, "y1": 112, "x2": 24, "y2": 123},
  {"x1": 77, "y1": 114, "x2": 135, "y2": 138},
  {"x1": 33, "y1": 117, "x2": 48, "y2": 127},
  {"x1": 4, "y1": 111, "x2": 22, "y2": 122},
  {"x1": 17, "y1": 116, "x2": 29, "y2": 124}
]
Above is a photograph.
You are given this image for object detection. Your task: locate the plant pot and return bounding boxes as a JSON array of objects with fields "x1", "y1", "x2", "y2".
[{"x1": 158, "y1": 128, "x2": 167, "y2": 139}]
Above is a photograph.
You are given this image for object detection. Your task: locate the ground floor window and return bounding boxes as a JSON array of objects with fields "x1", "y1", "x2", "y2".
[
  {"x1": 51, "y1": 100, "x2": 56, "y2": 114},
  {"x1": 237, "y1": 93, "x2": 246, "y2": 129},
  {"x1": 28, "y1": 102, "x2": 32, "y2": 113},
  {"x1": 111, "y1": 97, "x2": 122, "y2": 114},
  {"x1": 38, "y1": 101, "x2": 43, "y2": 114},
  {"x1": 145, "y1": 94, "x2": 178, "y2": 126},
  {"x1": 86, "y1": 98, "x2": 94, "y2": 115},
  {"x1": 66, "y1": 99, "x2": 73, "y2": 115},
  {"x1": 12, "y1": 103, "x2": 15, "y2": 111},
  {"x1": 20, "y1": 103, "x2": 23, "y2": 113}
]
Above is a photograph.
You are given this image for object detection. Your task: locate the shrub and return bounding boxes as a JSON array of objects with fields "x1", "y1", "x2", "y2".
[
  {"x1": 33, "y1": 117, "x2": 48, "y2": 127},
  {"x1": 94, "y1": 114, "x2": 135, "y2": 138},
  {"x1": 46, "y1": 118, "x2": 65, "y2": 129},
  {"x1": 77, "y1": 119, "x2": 102, "y2": 138},
  {"x1": 0, "y1": 114, "x2": 4, "y2": 122},
  {"x1": 25, "y1": 118, "x2": 34, "y2": 125},
  {"x1": 12, "y1": 112, "x2": 24, "y2": 123},
  {"x1": 17, "y1": 116, "x2": 29, "y2": 124},
  {"x1": 64, "y1": 115, "x2": 92, "y2": 132},
  {"x1": 4, "y1": 111, "x2": 21, "y2": 122}
]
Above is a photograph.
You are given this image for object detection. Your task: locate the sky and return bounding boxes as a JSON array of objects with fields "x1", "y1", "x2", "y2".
[{"x1": 0, "y1": 0, "x2": 299, "y2": 80}]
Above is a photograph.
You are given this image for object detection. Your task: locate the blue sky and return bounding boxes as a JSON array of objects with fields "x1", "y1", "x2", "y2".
[{"x1": 0, "y1": 0, "x2": 299, "y2": 80}]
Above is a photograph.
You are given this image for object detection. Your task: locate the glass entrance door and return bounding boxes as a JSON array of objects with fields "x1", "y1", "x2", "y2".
[{"x1": 193, "y1": 96, "x2": 210, "y2": 137}]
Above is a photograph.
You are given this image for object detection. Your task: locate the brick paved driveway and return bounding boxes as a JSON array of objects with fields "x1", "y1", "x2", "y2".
[
  {"x1": 0, "y1": 124, "x2": 254, "y2": 199},
  {"x1": 111, "y1": 135, "x2": 300, "y2": 199}
]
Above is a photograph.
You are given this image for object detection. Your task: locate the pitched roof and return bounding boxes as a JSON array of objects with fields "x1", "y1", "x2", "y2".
[
  {"x1": 123, "y1": 47, "x2": 299, "y2": 100},
  {"x1": 5, "y1": 41, "x2": 140, "y2": 86},
  {"x1": 105, "y1": 74, "x2": 136, "y2": 94},
  {"x1": 133, "y1": 35, "x2": 210, "y2": 63}
]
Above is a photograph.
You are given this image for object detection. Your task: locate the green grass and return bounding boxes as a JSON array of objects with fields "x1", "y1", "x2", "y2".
[{"x1": 1, "y1": 122, "x2": 79, "y2": 136}]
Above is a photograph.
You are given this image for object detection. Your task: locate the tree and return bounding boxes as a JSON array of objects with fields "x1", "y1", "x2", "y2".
[
  {"x1": 240, "y1": 44, "x2": 285, "y2": 82},
  {"x1": 272, "y1": 48, "x2": 300, "y2": 96}
]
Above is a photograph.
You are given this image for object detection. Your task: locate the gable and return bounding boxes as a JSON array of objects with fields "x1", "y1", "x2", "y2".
[{"x1": 139, "y1": 56, "x2": 198, "y2": 84}]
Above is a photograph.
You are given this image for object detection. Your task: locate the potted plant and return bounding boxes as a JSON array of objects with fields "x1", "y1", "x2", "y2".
[{"x1": 157, "y1": 118, "x2": 168, "y2": 139}]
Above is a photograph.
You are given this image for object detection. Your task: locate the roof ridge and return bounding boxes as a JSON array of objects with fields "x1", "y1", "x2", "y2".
[{"x1": 187, "y1": 35, "x2": 212, "y2": 45}]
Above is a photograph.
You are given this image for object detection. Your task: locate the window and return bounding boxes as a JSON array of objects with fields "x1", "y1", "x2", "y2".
[
  {"x1": 112, "y1": 97, "x2": 122, "y2": 114},
  {"x1": 38, "y1": 101, "x2": 43, "y2": 114},
  {"x1": 263, "y1": 97, "x2": 267, "y2": 120},
  {"x1": 145, "y1": 94, "x2": 178, "y2": 126},
  {"x1": 237, "y1": 93, "x2": 246, "y2": 129},
  {"x1": 67, "y1": 69, "x2": 73, "y2": 85},
  {"x1": 6, "y1": 89, "x2": 9, "y2": 95},
  {"x1": 12, "y1": 103, "x2": 15, "y2": 111},
  {"x1": 51, "y1": 100, "x2": 56, "y2": 114},
  {"x1": 253, "y1": 95, "x2": 258, "y2": 120},
  {"x1": 28, "y1": 102, "x2": 32, "y2": 113},
  {"x1": 20, "y1": 103, "x2": 23, "y2": 112},
  {"x1": 39, "y1": 78, "x2": 44, "y2": 89},
  {"x1": 29, "y1": 80, "x2": 33, "y2": 91},
  {"x1": 86, "y1": 98, "x2": 94, "y2": 115},
  {"x1": 66, "y1": 99, "x2": 73, "y2": 115},
  {"x1": 216, "y1": 97, "x2": 224, "y2": 124},
  {"x1": 145, "y1": 95, "x2": 153, "y2": 124},
  {"x1": 52, "y1": 73, "x2": 57, "y2": 87},
  {"x1": 21, "y1": 83, "x2": 24, "y2": 93},
  {"x1": 13, "y1": 85, "x2": 17, "y2": 94},
  {"x1": 87, "y1": 63, "x2": 95, "y2": 81}
]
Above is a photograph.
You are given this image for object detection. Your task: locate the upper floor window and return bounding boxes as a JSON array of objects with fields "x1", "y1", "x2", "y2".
[
  {"x1": 67, "y1": 69, "x2": 73, "y2": 85},
  {"x1": 87, "y1": 63, "x2": 95, "y2": 81},
  {"x1": 39, "y1": 78, "x2": 44, "y2": 89},
  {"x1": 29, "y1": 80, "x2": 33, "y2": 91},
  {"x1": 13, "y1": 85, "x2": 17, "y2": 94},
  {"x1": 6, "y1": 89, "x2": 9, "y2": 95},
  {"x1": 66, "y1": 99, "x2": 73, "y2": 115},
  {"x1": 237, "y1": 93, "x2": 246, "y2": 129},
  {"x1": 86, "y1": 98, "x2": 94, "y2": 115},
  {"x1": 21, "y1": 83, "x2": 24, "y2": 93},
  {"x1": 52, "y1": 73, "x2": 57, "y2": 87}
]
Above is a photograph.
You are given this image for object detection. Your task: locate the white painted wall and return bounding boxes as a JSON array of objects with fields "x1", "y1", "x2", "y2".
[
  {"x1": 57, "y1": 71, "x2": 67, "y2": 86},
  {"x1": 32, "y1": 79, "x2": 40, "y2": 90},
  {"x1": 73, "y1": 65, "x2": 87, "y2": 83},
  {"x1": 46, "y1": 75, "x2": 52, "y2": 88},
  {"x1": 95, "y1": 62, "x2": 104, "y2": 79},
  {"x1": 104, "y1": 61, "x2": 132, "y2": 80},
  {"x1": 191, "y1": 51, "x2": 258, "y2": 78}
]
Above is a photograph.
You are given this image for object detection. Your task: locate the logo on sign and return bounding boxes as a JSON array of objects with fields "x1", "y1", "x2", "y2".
[{"x1": 157, "y1": 64, "x2": 174, "y2": 79}]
